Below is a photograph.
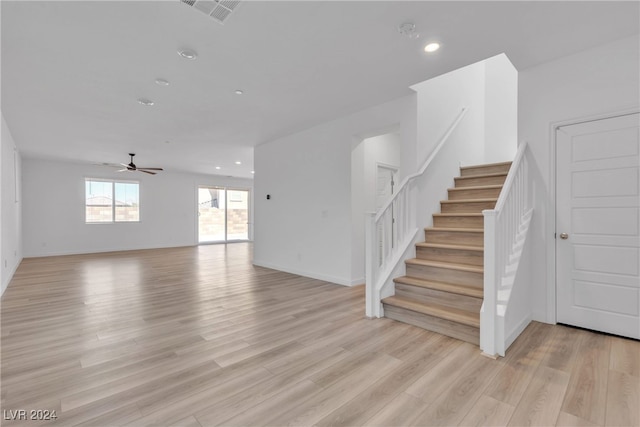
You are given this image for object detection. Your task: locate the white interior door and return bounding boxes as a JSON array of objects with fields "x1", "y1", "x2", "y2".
[
  {"x1": 376, "y1": 165, "x2": 398, "y2": 264},
  {"x1": 556, "y1": 112, "x2": 640, "y2": 339},
  {"x1": 375, "y1": 165, "x2": 397, "y2": 210}
]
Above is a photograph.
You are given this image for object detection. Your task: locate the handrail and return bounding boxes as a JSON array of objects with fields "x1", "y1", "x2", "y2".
[
  {"x1": 493, "y1": 141, "x2": 528, "y2": 213},
  {"x1": 374, "y1": 107, "x2": 468, "y2": 222},
  {"x1": 365, "y1": 106, "x2": 469, "y2": 318}
]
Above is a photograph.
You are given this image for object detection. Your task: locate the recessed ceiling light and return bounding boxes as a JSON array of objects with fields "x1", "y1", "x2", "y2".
[
  {"x1": 235, "y1": 161, "x2": 242, "y2": 165},
  {"x1": 177, "y1": 49, "x2": 197, "y2": 60},
  {"x1": 215, "y1": 166, "x2": 221, "y2": 170},
  {"x1": 424, "y1": 42, "x2": 440, "y2": 53},
  {"x1": 137, "y1": 98, "x2": 154, "y2": 106},
  {"x1": 155, "y1": 78, "x2": 170, "y2": 86},
  {"x1": 235, "y1": 89, "x2": 244, "y2": 95},
  {"x1": 251, "y1": 171, "x2": 255, "y2": 174}
]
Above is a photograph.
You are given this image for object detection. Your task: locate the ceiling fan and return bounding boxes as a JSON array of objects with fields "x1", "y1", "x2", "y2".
[{"x1": 118, "y1": 153, "x2": 163, "y2": 175}]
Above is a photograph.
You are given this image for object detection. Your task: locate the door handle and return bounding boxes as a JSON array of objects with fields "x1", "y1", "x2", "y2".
[{"x1": 560, "y1": 233, "x2": 569, "y2": 240}]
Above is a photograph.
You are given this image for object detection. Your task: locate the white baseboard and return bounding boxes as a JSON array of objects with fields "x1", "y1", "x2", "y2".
[
  {"x1": 24, "y1": 243, "x2": 196, "y2": 259},
  {"x1": 252, "y1": 259, "x2": 353, "y2": 287},
  {"x1": 531, "y1": 310, "x2": 549, "y2": 323},
  {"x1": 350, "y1": 277, "x2": 365, "y2": 287},
  {"x1": 505, "y1": 313, "x2": 532, "y2": 351},
  {"x1": 2, "y1": 256, "x2": 23, "y2": 297}
]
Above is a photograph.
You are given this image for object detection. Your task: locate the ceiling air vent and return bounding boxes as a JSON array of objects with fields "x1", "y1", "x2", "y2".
[{"x1": 179, "y1": 0, "x2": 240, "y2": 24}]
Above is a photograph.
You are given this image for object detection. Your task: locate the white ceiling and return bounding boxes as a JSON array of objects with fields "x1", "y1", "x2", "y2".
[{"x1": 2, "y1": 1, "x2": 638, "y2": 178}]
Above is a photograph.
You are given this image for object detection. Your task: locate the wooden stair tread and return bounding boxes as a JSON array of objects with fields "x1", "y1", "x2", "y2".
[
  {"x1": 441, "y1": 198, "x2": 498, "y2": 204},
  {"x1": 460, "y1": 161, "x2": 512, "y2": 170},
  {"x1": 382, "y1": 296, "x2": 480, "y2": 328},
  {"x1": 448, "y1": 184, "x2": 503, "y2": 192},
  {"x1": 393, "y1": 276, "x2": 484, "y2": 299},
  {"x1": 455, "y1": 172, "x2": 507, "y2": 179},
  {"x1": 425, "y1": 227, "x2": 483, "y2": 233},
  {"x1": 433, "y1": 213, "x2": 483, "y2": 217},
  {"x1": 405, "y1": 258, "x2": 484, "y2": 274},
  {"x1": 415, "y1": 242, "x2": 483, "y2": 251},
  {"x1": 381, "y1": 160, "x2": 511, "y2": 343}
]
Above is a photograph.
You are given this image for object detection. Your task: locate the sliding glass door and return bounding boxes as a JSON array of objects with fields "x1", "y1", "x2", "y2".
[
  {"x1": 198, "y1": 186, "x2": 249, "y2": 243},
  {"x1": 225, "y1": 189, "x2": 249, "y2": 240}
]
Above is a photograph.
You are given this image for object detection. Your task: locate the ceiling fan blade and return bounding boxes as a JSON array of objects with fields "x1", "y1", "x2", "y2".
[
  {"x1": 93, "y1": 162, "x2": 121, "y2": 168},
  {"x1": 117, "y1": 169, "x2": 129, "y2": 172},
  {"x1": 139, "y1": 170, "x2": 156, "y2": 175},
  {"x1": 120, "y1": 163, "x2": 130, "y2": 168},
  {"x1": 138, "y1": 167, "x2": 163, "y2": 171}
]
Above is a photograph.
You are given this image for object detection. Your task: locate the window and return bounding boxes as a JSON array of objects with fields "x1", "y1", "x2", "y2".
[{"x1": 85, "y1": 179, "x2": 139, "y2": 223}]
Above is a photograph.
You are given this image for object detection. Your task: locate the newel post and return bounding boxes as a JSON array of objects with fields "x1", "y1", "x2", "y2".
[
  {"x1": 481, "y1": 209, "x2": 498, "y2": 357},
  {"x1": 365, "y1": 212, "x2": 379, "y2": 318}
]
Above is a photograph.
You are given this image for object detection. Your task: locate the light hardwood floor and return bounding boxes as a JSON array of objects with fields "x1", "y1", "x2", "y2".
[{"x1": 1, "y1": 244, "x2": 638, "y2": 426}]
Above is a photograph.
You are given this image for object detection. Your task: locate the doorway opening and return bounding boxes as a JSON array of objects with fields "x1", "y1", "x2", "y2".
[
  {"x1": 376, "y1": 164, "x2": 399, "y2": 262},
  {"x1": 198, "y1": 186, "x2": 250, "y2": 243},
  {"x1": 350, "y1": 127, "x2": 402, "y2": 283}
]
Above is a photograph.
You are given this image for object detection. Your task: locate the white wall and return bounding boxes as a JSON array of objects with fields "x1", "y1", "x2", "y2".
[
  {"x1": 412, "y1": 60, "x2": 486, "y2": 168},
  {"x1": 519, "y1": 35, "x2": 640, "y2": 322},
  {"x1": 410, "y1": 55, "x2": 518, "y2": 233},
  {"x1": 1, "y1": 114, "x2": 23, "y2": 295},
  {"x1": 363, "y1": 133, "x2": 401, "y2": 212},
  {"x1": 22, "y1": 157, "x2": 253, "y2": 257},
  {"x1": 255, "y1": 54, "x2": 520, "y2": 288},
  {"x1": 484, "y1": 54, "x2": 518, "y2": 163},
  {"x1": 254, "y1": 95, "x2": 416, "y2": 286},
  {"x1": 411, "y1": 53, "x2": 518, "y2": 168}
]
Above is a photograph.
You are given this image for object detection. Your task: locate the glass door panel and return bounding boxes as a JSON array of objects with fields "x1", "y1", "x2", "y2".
[
  {"x1": 226, "y1": 189, "x2": 249, "y2": 241},
  {"x1": 198, "y1": 187, "x2": 226, "y2": 243}
]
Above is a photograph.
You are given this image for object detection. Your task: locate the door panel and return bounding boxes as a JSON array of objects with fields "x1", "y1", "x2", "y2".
[
  {"x1": 226, "y1": 189, "x2": 249, "y2": 241},
  {"x1": 376, "y1": 165, "x2": 398, "y2": 264},
  {"x1": 376, "y1": 166, "x2": 396, "y2": 210},
  {"x1": 556, "y1": 113, "x2": 640, "y2": 339},
  {"x1": 198, "y1": 187, "x2": 226, "y2": 243}
]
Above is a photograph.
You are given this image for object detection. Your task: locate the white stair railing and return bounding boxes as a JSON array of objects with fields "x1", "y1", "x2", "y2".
[
  {"x1": 365, "y1": 107, "x2": 468, "y2": 318},
  {"x1": 481, "y1": 141, "x2": 533, "y2": 357}
]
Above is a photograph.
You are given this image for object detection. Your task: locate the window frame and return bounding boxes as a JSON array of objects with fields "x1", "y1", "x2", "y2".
[{"x1": 85, "y1": 178, "x2": 140, "y2": 224}]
